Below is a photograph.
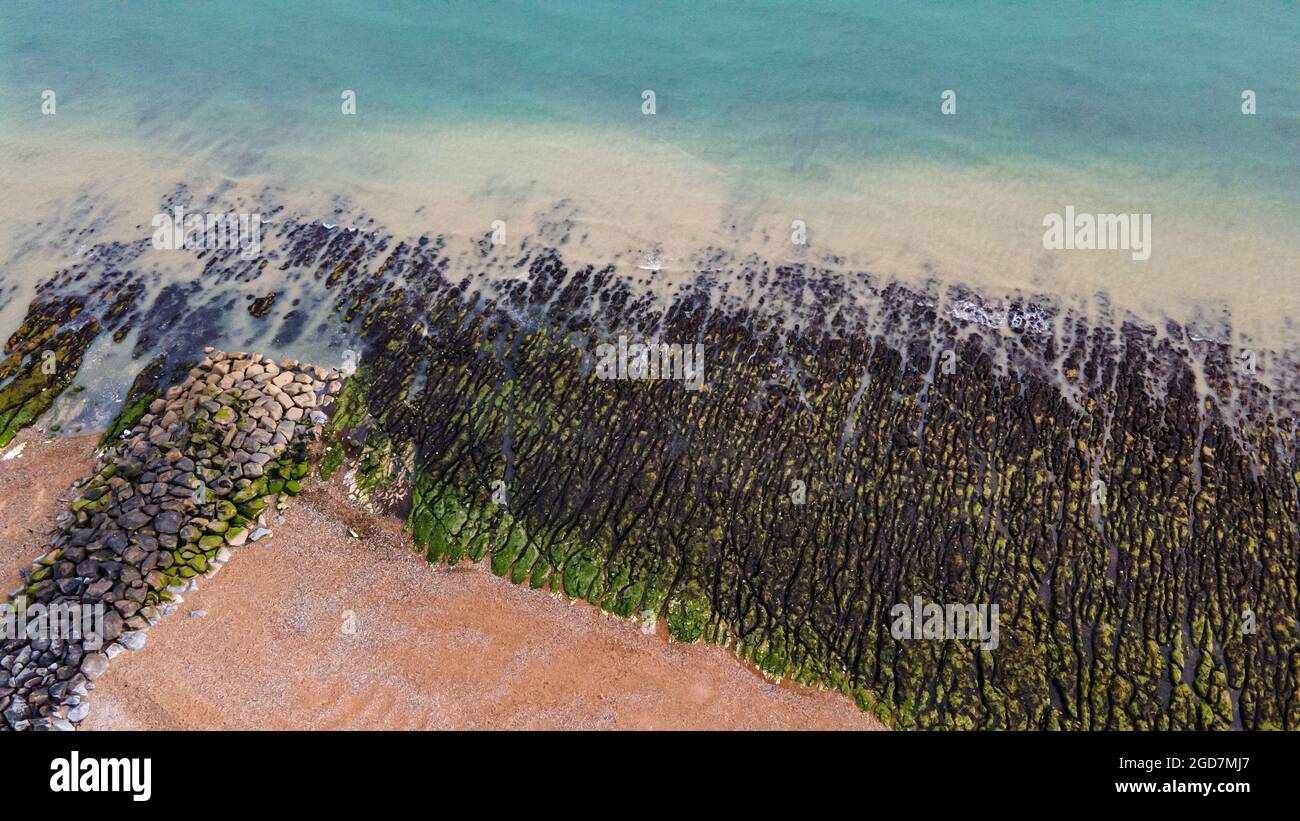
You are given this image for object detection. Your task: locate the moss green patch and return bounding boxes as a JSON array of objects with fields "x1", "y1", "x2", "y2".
[{"x1": 0, "y1": 297, "x2": 100, "y2": 448}]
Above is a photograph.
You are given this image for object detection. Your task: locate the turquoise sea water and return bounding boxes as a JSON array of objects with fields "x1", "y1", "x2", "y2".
[{"x1": 1, "y1": 1, "x2": 1296, "y2": 201}]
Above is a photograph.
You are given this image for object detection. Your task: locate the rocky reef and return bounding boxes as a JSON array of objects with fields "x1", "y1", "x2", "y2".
[
  {"x1": 320, "y1": 255, "x2": 1299, "y2": 730},
  {"x1": 0, "y1": 351, "x2": 339, "y2": 730},
  {"x1": 0, "y1": 296, "x2": 99, "y2": 448},
  {"x1": 2, "y1": 197, "x2": 1297, "y2": 729}
]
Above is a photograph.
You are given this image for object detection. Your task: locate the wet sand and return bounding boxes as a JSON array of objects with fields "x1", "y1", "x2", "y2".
[{"x1": 0, "y1": 430, "x2": 881, "y2": 730}]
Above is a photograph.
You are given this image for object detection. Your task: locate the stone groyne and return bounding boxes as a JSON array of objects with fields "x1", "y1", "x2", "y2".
[{"x1": 0, "y1": 350, "x2": 339, "y2": 730}]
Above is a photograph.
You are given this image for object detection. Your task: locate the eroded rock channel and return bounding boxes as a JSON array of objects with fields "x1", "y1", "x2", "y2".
[{"x1": 1, "y1": 205, "x2": 1297, "y2": 730}]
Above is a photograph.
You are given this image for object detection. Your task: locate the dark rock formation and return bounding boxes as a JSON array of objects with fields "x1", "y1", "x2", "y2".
[
  {"x1": 0, "y1": 351, "x2": 339, "y2": 730},
  {"x1": 4, "y1": 198, "x2": 1296, "y2": 729}
]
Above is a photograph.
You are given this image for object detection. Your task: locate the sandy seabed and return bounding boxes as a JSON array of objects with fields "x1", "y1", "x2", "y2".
[{"x1": 0, "y1": 429, "x2": 880, "y2": 731}]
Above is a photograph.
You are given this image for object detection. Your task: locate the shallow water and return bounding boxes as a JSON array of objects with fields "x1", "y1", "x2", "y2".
[{"x1": 0, "y1": 1, "x2": 1296, "y2": 422}]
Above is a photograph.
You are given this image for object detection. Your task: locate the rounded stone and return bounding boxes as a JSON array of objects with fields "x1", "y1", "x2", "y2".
[
  {"x1": 118, "y1": 631, "x2": 147, "y2": 651},
  {"x1": 80, "y1": 652, "x2": 109, "y2": 681}
]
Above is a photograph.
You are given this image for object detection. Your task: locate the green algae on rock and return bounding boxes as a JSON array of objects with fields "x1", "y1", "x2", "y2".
[
  {"x1": 7, "y1": 202, "x2": 1298, "y2": 731},
  {"x1": 0, "y1": 296, "x2": 100, "y2": 448},
  {"x1": 0, "y1": 350, "x2": 340, "y2": 731},
  {"x1": 311, "y1": 247, "x2": 1298, "y2": 731},
  {"x1": 98, "y1": 355, "x2": 199, "y2": 449}
]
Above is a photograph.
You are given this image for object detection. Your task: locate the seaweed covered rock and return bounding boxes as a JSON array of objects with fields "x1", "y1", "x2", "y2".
[
  {"x1": 0, "y1": 296, "x2": 99, "y2": 448},
  {"x1": 0, "y1": 350, "x2": 340, "y2": 730},
  {"x1": 9, "y1": 201, "x2": 1298, "y2": 730},
  {"x1": 316, "y1": 247, "x2": 1298, "y2": 731}
]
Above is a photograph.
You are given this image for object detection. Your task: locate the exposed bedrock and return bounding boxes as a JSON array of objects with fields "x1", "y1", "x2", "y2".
[
  {"x1": 3, "y1": 207, "x2": 1298, "y2": 729},
  {"x1": 0, "y1": 351, "x2": 339, "y2": 730},
  {"x1": 0, "y1": 296, "x2": 100, "y2": 448},
  {"x1": 322, "y1": 252, "x2": 1298, "y2": 730}
]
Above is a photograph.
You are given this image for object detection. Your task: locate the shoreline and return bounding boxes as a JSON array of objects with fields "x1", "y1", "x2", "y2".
[
  {"x1": 1, "y1": 126, "x2": 1296, "y2": 355},
  {"x1": 0, "y1": 427, "x2": 882, "y2": 731},
  {"x1": 2, "y1": 189, "x2": 1295, "y2": 729}
]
